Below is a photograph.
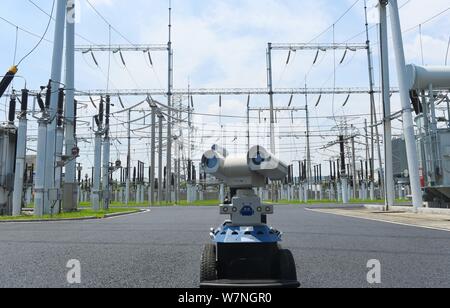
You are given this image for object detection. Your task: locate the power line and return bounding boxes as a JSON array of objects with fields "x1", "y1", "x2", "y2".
[
  {"x1": 403, "y1": 7, "x2": 450, "y2": 33},
  {"x1": 85, "y1": 0, "x2": 138, "y2": 46},
  {"x1": 27, "y1": 0, "x2": 97, "y2": 45},
  {"x1": 343, "y1": 0, "x2": 413, "y2": 43},
  {"x1": 307, "y1": 0, "x2": 361, "y2": 43},
  {"x1": 0, "y1": 15, "x2": 53, "y2": 44},
  {"x1": 446, "y1": 35, "x2": 450, "y2": 65},
  {"x1": 84, "y1": 0, "x2": 166, "y2": 92},
  {"x1": 16, "y1": 0, "x2": 56, "y2": 66}
]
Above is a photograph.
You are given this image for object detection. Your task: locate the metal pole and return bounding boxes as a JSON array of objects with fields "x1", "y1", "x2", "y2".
[
  {"x1": 446, "y1": 97, "x2": 450, "y2": 128},
  {"x1": 54, "y1": 91, "x2": 65, "y2": 214},
  {"x1": 188, "y1": 95, "x2": 193, "y2": 202},
  {"x1": 44, "y1": 0, "x2": 67, "y2": 215},
  {"x1": 306, "y1": 101, "x2": 312, "y2": 190},
  {"x1": 150, "y1": 106, "x2": 156, "y2": 205},
  {"x1": 158, "y1": 115, "x2": 163, "y2": 204},
  {"x1": 365, "y1": 0, "x2": 385, "y2": 199},
  {"x1": 34, "y1": 115, "x2": 48, "y2": 217},
  {"x1": 92, "y1": 128, "x2": 102, "y2": 211},
  {"x1": 267, "y1": 43, "x2": 276, "y2": 154},
  {"x1": 351, "y1": 136, "x2": 357, "y2": 200},
  {"x1": 126, "y1": 109, "x2": 131, "y2": 205},
  {"x1": 340, "y1": 135, "x2": 349, "y2": 204},
  {"x1": 247, "y1": 96, "x2": 250, "y2": 151},
  {"x1": 12, "y1": 90, "x2": 28, "y2": 216},
  {"x1": 64, "y1": 0, "x2": 77, "y2": 212},
  {"x1": 389, "y1": 0, "x2": 423, "y2": 211},
  {"x1": 166, "y1": 2, "x2": 173, "y2": 204},
  {"x1": 102, "y1": 96, "x2": 111, "y2": 210},
  {"x1": 379, "y1": 1, "x2": 395, "y2": 210},
  {"x1": 267, "y1": 43, "x2": 277, "y2": 201}
]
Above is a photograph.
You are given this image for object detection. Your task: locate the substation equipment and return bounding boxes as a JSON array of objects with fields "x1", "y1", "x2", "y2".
[
  {"x1": 408, "y1": 65, "x2": 450, "y2": 208},
  {"x1": 0, "y1": 94, "x2": 18, "y2": 215}
]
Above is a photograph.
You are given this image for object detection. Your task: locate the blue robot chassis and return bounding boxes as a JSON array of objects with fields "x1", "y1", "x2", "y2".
[{"x1": 200, "y1": 219, "x2": 300, "y2": 288}]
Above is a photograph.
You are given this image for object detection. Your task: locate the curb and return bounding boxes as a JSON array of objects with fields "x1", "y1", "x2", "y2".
[
  {"x1": 104, "y1": 210, "x2": 147, "y2": 218},
  {"x1": 0, "y1": 210, "x2": 145, "y2": 224},
  {"x1": 0, "y1": 216, "x2": 99, "y2": 224},
  {"x1": 364, "y1": 204, "x2": 450, "y2": 216}
]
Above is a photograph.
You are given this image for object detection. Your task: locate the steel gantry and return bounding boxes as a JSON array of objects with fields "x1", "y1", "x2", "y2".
[
  {"x1": 74, "y1": 44, "x2": 168, "y2": 52},
  {"x1": 5, "y1": 87, "x2": 399, "y2": 98}
]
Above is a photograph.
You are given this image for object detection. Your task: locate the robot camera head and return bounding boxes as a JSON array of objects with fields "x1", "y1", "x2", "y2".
[{"x1": 201, "y1": 145, "x2": 288, "y2": 189}]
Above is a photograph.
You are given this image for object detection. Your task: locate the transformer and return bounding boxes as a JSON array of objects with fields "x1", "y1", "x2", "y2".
[{"x1": 0, "y1": 124, "x2": 17, "y2": 215}]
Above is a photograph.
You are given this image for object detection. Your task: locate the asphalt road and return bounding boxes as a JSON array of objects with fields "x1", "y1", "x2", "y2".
[{"x1": 0, "y1": 204, "x2": 450, "y2": 288}]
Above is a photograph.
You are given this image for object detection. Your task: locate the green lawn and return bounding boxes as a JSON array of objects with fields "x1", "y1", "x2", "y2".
[
  {"x1": 0, "y1": 208, "x2": 138, "y2": 221},
  {"x1": 79, "y1": 200, "x2": 220, "y2": 208}
]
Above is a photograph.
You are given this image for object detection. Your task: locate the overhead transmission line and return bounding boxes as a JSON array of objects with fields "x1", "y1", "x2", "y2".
[
  {"x1": 0, "y1": 15, "x2": 52, "y2": 44},
  {"x1": 84, "y1": 0, "x2": 165, "y2": 93},
  {"x1": 16, "y1": 0, "x2": 56, "y2": 67},
  {"x1": 27, "y1": 0, "x2": 96, "y2": 45},
  {"x1": 0, "y1": 0, "x2": 55, "y2": 99},
  {"x1": 343, "y1": 0, "x2": 412, "y2": 43},
  {"x1": 307, "y1": 0, "x2": 361, "y2": 43},
  {"x1": 402, "y1": 6, "x2": 450, "y2": 33}
]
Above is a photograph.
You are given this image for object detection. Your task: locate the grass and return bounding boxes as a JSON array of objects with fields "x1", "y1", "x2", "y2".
[
  {"x1": 0, "y1": 208, "x2": 138, "y2": 221},
  {"x1": 79, "y1": 200, "x2": 221, "y2": 208}
]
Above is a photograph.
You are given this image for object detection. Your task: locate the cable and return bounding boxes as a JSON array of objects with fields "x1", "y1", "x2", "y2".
[
  {"x1": 419, "y1": 24, "x2": 424, "y2": 65},
  {"x1": 84, "y1": 0, "x2": 166, "y2": 95},
  {"x1": 27, "y1": 0, "x2": 96, "y2": 45},
  {"x1": 16, "y1": 0, "x2": 56, "y2": 67},
  {"x1": 446, "y1": 36, "x2": 450, "y2": 65},
  {"x1": 13, "y1": 27, "x2": 19, "y2": 66},
  {"x1": 85, "y1": 0, "x2": 138, "y2": 46},
  {"x1": 343, "y1": 0, "x2": 413, "y2": 43},
  {"x1": 307, "y1": 0, "x2": 361, "y2": 43},
  {"x1": 403, "y1": 7, "x2": 450, "y2": 33}
]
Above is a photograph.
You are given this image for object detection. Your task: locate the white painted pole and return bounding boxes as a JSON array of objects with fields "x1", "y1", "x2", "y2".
[
  {"x1": 166, "y1": 2, "x2": 173, "y2": 204},
  {"x1": 342, "y1": 178, "x2": 349, "y2": 204},
  {"x1": 158, "y1": 115, "x2": 163, "y2": 203},
  {"x1": 102, "y1": 134, "x2": 110, "y2": 209},
  {"x1": 126, "y1": 110, "x2": 131, "y2": 205},
  {"x1": 44, "y1": 0, "x2": 67, "y2": 215},
  {"x1": 12, "y1": 93, "x2": 28, "y2": 216},
  {"x1": 54, "y1": 125, "x2": 64, "y2": 214},
  {"x1": 389, "y1": 0, "x2": 423, "y2": 211},
  {"x1": 150, "y1": 106, "x2": 156, "y2": 205},
  {"x1": 379, "y1": 1, "x2": 395, "y2": 210},
  {"x1": 102, "y1": 96, "x2": 111, "y2": 210},
  {"x1": 64, "y1": 0, "x2": 77, "y2": 211},
  {"x1": 92, "y1": 131, "x2": 102, "y2": 211},
  {"x1": 34, "y1": 117, "x2": 48, "y2": 217}
]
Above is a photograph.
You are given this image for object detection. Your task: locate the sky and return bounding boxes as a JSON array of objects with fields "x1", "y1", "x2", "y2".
[{"x1": 0, "y1": 0, "x2": 449, "y2": 180}]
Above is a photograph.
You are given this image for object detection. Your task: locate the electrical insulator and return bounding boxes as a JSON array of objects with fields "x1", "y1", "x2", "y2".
[
  {"x1": 45, "y1": 80, "x2": 52, "y2": 109},
  {"x1": 37, "y1": 93, "x2": 45, "y2": 111},
  {"x1": 0, "y1": 66, "x2": 18, "y2": 98},
  {"x1": 21, "y1": 89, "x2": 29, "y2": 113},
  {"x1": 8, "y1": 94, "x2": 16, "y2": 123},
  {"x1": 71, "y1": 146, "x2": 80, "y2": 157},
  {"x1": 57, "y1": 88, "x2": 64, "y2": 127},
  {"x1": 99, "y1": 97, "x2": 104, "y2": 124}
]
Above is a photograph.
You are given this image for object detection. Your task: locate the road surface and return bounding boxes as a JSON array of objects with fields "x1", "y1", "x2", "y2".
[{"x1": 0, "y1": 205, "x2": 449, "y2": 288}]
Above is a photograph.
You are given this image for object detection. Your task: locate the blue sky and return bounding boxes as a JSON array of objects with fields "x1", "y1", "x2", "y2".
[{"x1": 1, "y1": 0, "x2": 449, "y2": 175}]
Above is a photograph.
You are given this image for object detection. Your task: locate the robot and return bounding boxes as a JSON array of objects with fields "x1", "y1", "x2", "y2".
[{"x1": 200, "y1": 145, "x2": 300, "y2": 288}]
